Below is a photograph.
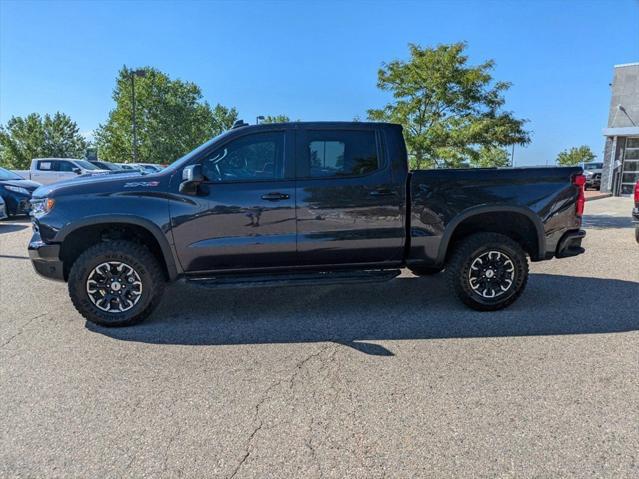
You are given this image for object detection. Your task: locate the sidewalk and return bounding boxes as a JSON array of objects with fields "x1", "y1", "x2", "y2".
[{"x1": 585, "y1": 190, "x2": 612, "y2": 201}]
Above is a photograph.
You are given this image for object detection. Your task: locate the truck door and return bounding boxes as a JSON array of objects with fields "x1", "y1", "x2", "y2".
[
  {"x1": 56, "y1": 160, "x2": 81, "y2": 182},
  {"x1": 170, "y1": 129, "x2": 298, "y2": 272},
  {"x1": 31, "y1": 160, "x2": 57, "y2": 184},
  {"x1": 294, "y1": 126, "x2": 405, "y2": 266}
]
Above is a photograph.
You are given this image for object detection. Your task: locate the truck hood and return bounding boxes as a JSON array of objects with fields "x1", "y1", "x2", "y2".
[
  {"x1": 0, "y1": 179, "x2": 41, "y2": 191},
  {"x1": 33, "y1": 171, "x2": 168, "y2": 199}
]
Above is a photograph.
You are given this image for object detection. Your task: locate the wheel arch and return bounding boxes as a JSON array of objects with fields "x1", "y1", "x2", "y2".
[
  {"x1": 437, "y1": 206, "x2": 546, "y2": 265},
  {"x1": 57, "y1": 216, "x2": 180, "y2": 281}
]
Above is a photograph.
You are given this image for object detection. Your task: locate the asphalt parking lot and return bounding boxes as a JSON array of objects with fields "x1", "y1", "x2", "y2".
[{"x1": 1, "y1": 197, "x2": 637, "y2": 478}]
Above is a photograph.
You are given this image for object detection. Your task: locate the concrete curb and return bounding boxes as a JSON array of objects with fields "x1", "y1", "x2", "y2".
[{"x1": 585, "y1": 193, "x2": 613, "y2": 202}]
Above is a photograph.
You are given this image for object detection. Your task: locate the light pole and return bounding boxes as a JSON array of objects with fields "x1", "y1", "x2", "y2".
[{"x1": 129, "y1": 69, "x2": 147, "y2": 162}]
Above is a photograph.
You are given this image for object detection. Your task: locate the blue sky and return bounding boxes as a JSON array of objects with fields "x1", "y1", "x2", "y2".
[{"x1": 1, "y1": 0, "x2": 638, "y2": 166}]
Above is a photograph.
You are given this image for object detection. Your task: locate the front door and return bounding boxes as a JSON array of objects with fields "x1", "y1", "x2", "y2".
[{"x1": 170, "y1": 130, "x2": 297, "y2": 273}]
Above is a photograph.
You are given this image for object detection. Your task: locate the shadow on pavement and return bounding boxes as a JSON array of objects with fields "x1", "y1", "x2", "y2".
[
  {"x1": 582, "y1": 214, "x2": 633, "y2": 229},
  {"x1": 87, "y1": 273, "x2": 638, "y2": 355},
  {"x1": 0, "y1": 223, "x2": 30, "y2": 234}
]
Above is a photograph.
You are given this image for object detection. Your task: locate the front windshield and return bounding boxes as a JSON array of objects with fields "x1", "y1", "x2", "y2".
[
  {"x1": 0, "y1": 166, "x2": 24, "y2": 180},
  {"x1": 75, "y1": 160, "x2": 99, "y2": 170}
]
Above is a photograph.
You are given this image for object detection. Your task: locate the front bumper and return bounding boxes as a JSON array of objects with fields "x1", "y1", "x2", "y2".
[
  {"x1": 28, "y1": 231, "x2": 64, "y2": 281},
  {"x1": 555, "y1": 229, "x2": 586, "y2": 258}
]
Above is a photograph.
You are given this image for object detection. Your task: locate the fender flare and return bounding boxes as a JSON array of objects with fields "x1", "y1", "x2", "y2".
[
  {"x1": 436, "y1": 205, "x2": 546, "y2": 265},
  {"x1": 56, "y1": 215, "x2": 181, "y2": 280}
]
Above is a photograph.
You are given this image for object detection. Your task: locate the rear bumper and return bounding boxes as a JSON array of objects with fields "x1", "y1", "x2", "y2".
[
  {"x1": 28, "y1": 232, "x2": 64, "y2": 281},
  {"x1": 555, "y1": 229, "x2": 586, "y2": 258}
]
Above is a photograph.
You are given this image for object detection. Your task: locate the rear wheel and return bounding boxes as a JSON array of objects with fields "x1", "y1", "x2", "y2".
[
  {"x1": 446, "y1": 233, "x2": 528, "y2": 311},
  {"x1": 68, "y1": 240, "x2": 165, "y2": 327}
]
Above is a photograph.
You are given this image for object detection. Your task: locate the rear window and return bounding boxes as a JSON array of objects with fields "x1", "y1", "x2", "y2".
[{"x1": 299, "y1": 130, "x2": 379, "y2": 178}]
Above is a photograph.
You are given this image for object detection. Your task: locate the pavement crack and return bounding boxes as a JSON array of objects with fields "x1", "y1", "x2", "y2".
[
  {"x1": 0, "y1": 313, "x2": 47, "y2": 350},
  {"x1": 228, "y1": 343, "x2": 337, "y2": 478}
]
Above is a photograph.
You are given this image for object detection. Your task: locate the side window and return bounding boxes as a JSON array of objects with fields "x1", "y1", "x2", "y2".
[
  {"x1": 57, "y1": 161, "x2": 76, "y2": 172},
  {"x1": 301, "y1": 130, "x2": 379, "y2": 178},
  {"x1": 202, "y1": 132, "x2": 285, "y2": 182},
  {"x1": 37, "y1": 161, "x2": 55, "y2": 171}
]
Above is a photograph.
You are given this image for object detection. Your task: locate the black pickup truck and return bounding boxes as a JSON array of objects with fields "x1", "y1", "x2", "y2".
[{"x1": 29, "y1": 121, "x2": 586, "y2": 326}]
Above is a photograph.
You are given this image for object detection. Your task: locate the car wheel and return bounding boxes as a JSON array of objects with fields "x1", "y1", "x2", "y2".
[
  {"x1": 68, "y1": 240, "x2": 165, "y2": 327},
  {"x1": 409, "y1": 266, "x2": 443, "y2": 276},
  {"x1": 635, "y1": 227, "x2": 639, "y2": 244},
  {"x1": 447, "y1": 233, "x2": 529, "y2": 311}
]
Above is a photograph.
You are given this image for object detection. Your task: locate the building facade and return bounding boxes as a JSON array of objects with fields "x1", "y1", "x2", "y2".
[{"x1": 601, "y1": 63, "x2": 639, "y2": 195}]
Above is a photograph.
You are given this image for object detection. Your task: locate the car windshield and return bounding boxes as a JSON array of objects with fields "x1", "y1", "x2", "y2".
[
  {"x1": 0, "y1": 167, "x2": 24, "y2": 180},
  {"x1": 75, "y1": 160, "x2": 99, "y2": 170}
]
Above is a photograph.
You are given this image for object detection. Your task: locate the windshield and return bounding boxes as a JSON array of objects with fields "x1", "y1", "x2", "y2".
[
  {"x1": 75, "y1": 160, "x2": 99, "y2": 170},
  {"x1": 584, "y1": 163, "x2": 603, "y2": 170},
  {"x1": 0, "y1": 167, "x2": 24, "y2": 181}
]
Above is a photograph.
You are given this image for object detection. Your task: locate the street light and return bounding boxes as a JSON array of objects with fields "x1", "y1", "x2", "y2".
[{"x1": 129, "y1": 68, "x2": 147, "y2": 162}]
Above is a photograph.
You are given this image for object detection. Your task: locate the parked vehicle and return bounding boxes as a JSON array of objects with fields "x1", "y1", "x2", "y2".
[
  {"x1": 583, "y1": 162, "x2": 603, "y2": 190},
  {"x1": 0, "y1": 196, "x2": 7, "y2": 220},
  {"x1": 28, "y1": 121, "x2": 587, "y2": 327},
  {"x1": 89, "y1": 160, "x2": 122, "y2": 171},
  {"x1": 130, "y1": 163, "x2": 164, "y2": 173},
  {"x1": 0, "y1": 166, "x2": 41, "y2": 217},
  {"x1": 13, "y1": 158, "x2": 109, "y2": 186},
  {"x1": 633, "y1": 180, "x2": 639, "y2": 243}
]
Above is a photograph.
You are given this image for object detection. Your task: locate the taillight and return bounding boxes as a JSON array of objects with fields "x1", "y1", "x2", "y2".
[
  {"x1": 634, "y1": 181, "x2": 639, "y2": 204},
  {"x1": 573, "y1": 174, "x2": 586, "y2": 217}
]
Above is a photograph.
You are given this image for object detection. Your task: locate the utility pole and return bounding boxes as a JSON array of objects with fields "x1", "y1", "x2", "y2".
[
  {"x1": 129, "y1": 68, "x2": 147, "y2": 162},
  {"x1": 511, "y1": 144, "x2": 515, "y2": 167}
]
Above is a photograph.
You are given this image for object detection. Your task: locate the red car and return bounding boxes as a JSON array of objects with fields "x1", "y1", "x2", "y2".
[{"x1": 633, "y1": 180, "x2": 639, "y2": 243}]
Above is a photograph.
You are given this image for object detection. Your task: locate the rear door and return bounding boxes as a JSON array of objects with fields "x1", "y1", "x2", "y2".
[
  {"x1": 31, "y1": 160, "x2": 58, "y2": 185},
  {"x1": 170, "y1": 129, "x2": 298, "y2": 272},
  {"x1": 294, "y1": 126, "x2": 405, "y2": 266}
]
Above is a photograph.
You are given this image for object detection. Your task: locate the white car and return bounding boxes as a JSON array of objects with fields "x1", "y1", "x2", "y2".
[{"x1": 13, "y1": 158, "x2": 109, "y2": 185}]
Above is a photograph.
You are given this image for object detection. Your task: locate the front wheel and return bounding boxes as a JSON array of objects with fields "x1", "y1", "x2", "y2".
[
  {"x1": 446, "y1": 233, "x2": 529, "y2": 311},
  {"x1": 68, "y1": 240, "x2": 165, "y2": 327}
]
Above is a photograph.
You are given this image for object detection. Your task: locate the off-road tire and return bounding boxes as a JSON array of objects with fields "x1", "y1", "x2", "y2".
[
  {"x1": 68, "y1": 240, "x2": 165, "y2": 327},
  {"x1": 446, "y1": 232, "x2": 528, "y2": 311}
]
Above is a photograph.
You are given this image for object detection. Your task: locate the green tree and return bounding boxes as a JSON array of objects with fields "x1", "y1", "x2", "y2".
[
  {"x1": 95, "y1": 66, "x2": 235, "y2": 164},
  {"x1": 470, "y1": 146, "x2": 511, "y2": 168},
  {"x1": 211, "y1": 103, "x2": 239, "y2": 134},
  {"x1": 367, "y1": 43, "x2": 530, "y2": 169},
  {"x1": 262, "y1": 115, "x2": 290, "y2": 124},
  {"x1": 0, "y1": 112, "x2": 87, "y2": 169},
  {"x1": 556, "y1": 145, "x2": 596, "y2": 166}
]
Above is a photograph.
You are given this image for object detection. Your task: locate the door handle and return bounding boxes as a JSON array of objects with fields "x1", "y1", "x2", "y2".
[
  {"x1": 369, "y1": 188, "x2": 394, "y2": 197},
  {"x1": 261, "y1": 192, "x2": 290, "y2": 201}
]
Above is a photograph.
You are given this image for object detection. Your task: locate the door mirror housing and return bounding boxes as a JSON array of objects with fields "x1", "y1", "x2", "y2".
[
  {"x1": 179, "y1": 164, "x2": 204, "y2": 194},
  {"x1": 72, "y1": 168, "x2": 81, "y2": 175}
]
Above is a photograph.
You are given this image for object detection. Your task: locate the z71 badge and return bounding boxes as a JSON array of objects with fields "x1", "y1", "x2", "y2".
[{"x1": 124, "y1": 181, "x2": 160, "y2": 188}]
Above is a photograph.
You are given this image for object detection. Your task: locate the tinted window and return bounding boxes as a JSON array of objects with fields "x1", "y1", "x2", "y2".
[
  {"x1": 0, "y1": 167, "x2": 23, "y2": 180},
  {"x1": 202, "y1": 132, "x2": 285, "y2": 182},
  {"x1": 301, "y1": 130, "x2": 378, "y2": 178}
]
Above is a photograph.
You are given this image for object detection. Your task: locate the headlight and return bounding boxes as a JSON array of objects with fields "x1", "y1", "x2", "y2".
[
  {"x1": 30, "y1": 198, "x2": 55, "y2": 218},
  {"x1": 4, "y1": 185, "x2": 30, "y2": 195}
]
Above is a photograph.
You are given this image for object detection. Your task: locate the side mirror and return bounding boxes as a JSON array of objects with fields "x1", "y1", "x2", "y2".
[
  {"x1": 73, "y1": 168, "x2": 81, "y2": 175},
  {"x1": 179, "y1": 164, "x2": 204, "y2": 194}
]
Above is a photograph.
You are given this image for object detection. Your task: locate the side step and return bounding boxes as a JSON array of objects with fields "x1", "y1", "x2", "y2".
[{"x1": 185, "y1": 269, "x2": 402, "y2": 290}]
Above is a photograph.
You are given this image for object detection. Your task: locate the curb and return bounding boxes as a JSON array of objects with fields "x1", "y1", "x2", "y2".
[{"x1": 585, "y1": 193, "x2": 612, "y2": 202}]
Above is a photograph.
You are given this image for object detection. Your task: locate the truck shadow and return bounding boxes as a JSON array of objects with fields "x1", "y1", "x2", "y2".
[{"x1": 87, "y1": 273, "x2": 639, "y2": 355}]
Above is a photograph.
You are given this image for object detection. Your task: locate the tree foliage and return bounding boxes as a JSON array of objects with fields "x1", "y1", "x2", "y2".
[
  {"x1": 367, "y1": 43, "x2": 530, "y2": 169},
  {"x1": 556, "y1": 145, "x2": 596, "y2": 166},
  {"x1": 262, "y1": 115, "x2": 290, "y2": 124},
  {"x1": 95, "y1": 66, "x2": 236, "y2": 164},
  {"x1": 0, "y1": 112, "x2": 87, "y2": 169},
  {"x1": 470, "y1": 146, "x2": 511, "y2": 168}
]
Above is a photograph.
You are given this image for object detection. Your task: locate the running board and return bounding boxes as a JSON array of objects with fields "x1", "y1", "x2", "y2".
[{"x1": 185, "y1": 269, "x2": 402, "y2": 290}]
